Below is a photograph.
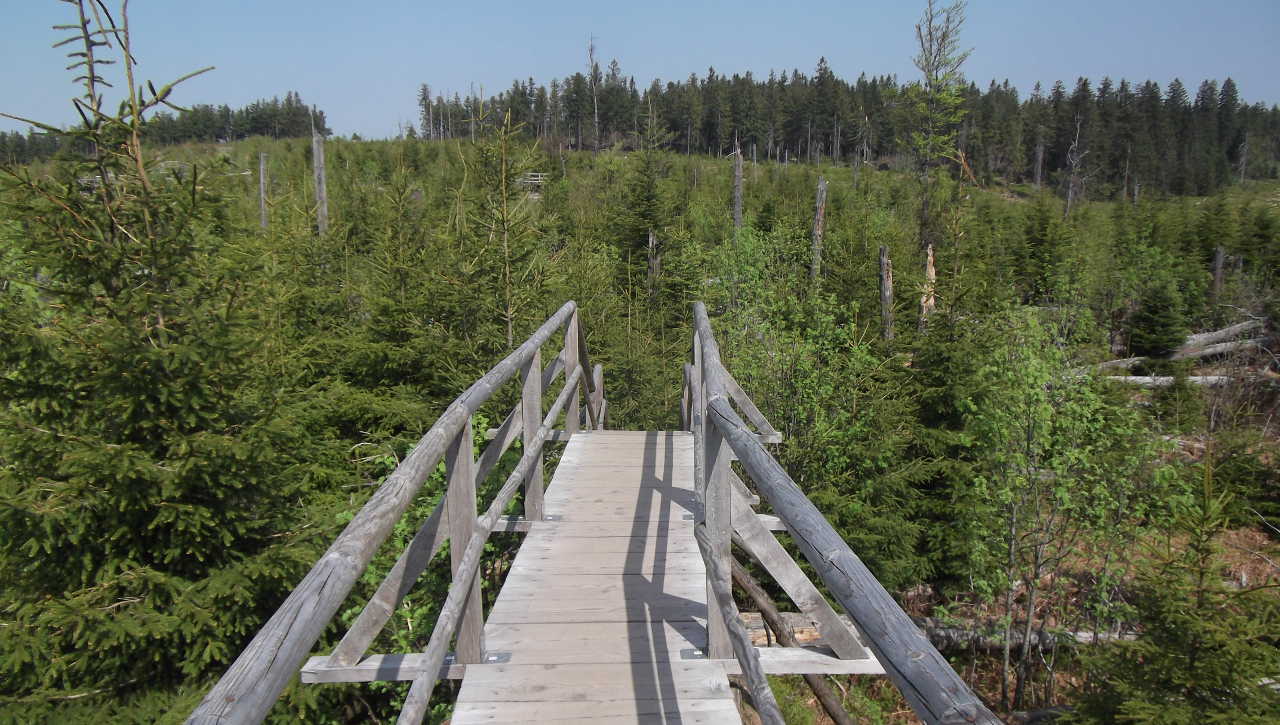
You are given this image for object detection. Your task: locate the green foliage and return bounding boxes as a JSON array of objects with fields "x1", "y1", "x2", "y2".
[
  {"x1": 1071, "y1": 476, "x2": 1280, "y2": 723},
  {"x1": 0, "y1": 3, "x2": 319, "y2": 712},
  {"x1": 1129, "y1": 279, "x2": 1189, "y2": 361}
]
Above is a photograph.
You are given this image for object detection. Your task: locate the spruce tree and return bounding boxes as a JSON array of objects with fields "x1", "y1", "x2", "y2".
[
  {"x1": 1072, "y1": 475, "x2": 1280, "y2": 723},
  {"x1": 1128, "y1": 280, "x2": 1188, "y2": 360},
  {"x1": 0, "y1": 4, "x2": 311, "y2": 712}
]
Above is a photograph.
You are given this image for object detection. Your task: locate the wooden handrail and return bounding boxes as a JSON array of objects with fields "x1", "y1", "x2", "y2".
[
  {"x1": 691, "y1": 301, "x2": 1000, "y2": 725},
  {"x1": 329, "y1": 353, "x2": 564, "y2": 667},
  {"x1": 397, "y1": 366, "x2": 584, "y2": 724},
  {"x1": 189, "y1": 302, "x2": 582, "y2": 725}
]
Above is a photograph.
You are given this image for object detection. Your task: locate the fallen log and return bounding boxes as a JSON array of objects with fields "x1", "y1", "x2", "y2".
[
  {"x1": 741, "y1": 612, "x2": 1132, "y2": 653},
  {"x1": 1184, "y1": 319, "x2": 1264, "y2": 349},
  {"x1": 1104, "y1": 375, "x2": 1233, "y2": 388},
  {"x1": 1090, "y1": 320, "x2": 1267, "y2": 372}
]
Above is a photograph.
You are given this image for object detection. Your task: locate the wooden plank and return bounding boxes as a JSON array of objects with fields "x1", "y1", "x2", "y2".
[
  {"x1": 455, "y1": 662, "x2": 732, "y2": 703},
  {"x1": 729, "y1": 470, "x2": 760, "y2": 505},
  {"x1": 702, "y1": 416, "x2": 733, "y2": 660},
  {"x1": 515, "y1": 534, "x2": 702, "y2": 554},
  {"x1": 302, "y1": 654, "x2": 466, "y2": 683},
  {"x1": 482, "y1": 620, "x2": 709, "y2": 665},
  {"x1": 546, "y1": 472, "x2": 696, "y2": 490},
  {"x1": 475, "y1": 401, "x2": 521, "y2": 483},
  {"x1": 521, "y1": 348, "x2": 544, "y2": 520},
  {"x1": 486, "y1": 597, "x2": 707, "y2": 625},
  {"x1": 519, "y1": 520, "x2": 693, "y2": 538},
  {"x1": 452, "y1": 697, "x2": 740, "y2": 724},
  {"x1": 502, "y1": 551, "x2": 708, "y2": 576},
  {"x1": 719, "y1": 646, "x2": 885, "y2": 676},
  {"x1": 329, "y1": 499, "x2": 447, "y2": 666},
  {"x1": 564, "y1": 311, "x2": 580, "y2": 436}
]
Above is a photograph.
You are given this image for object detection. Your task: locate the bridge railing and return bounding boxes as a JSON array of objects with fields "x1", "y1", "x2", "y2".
[
  {"x1": 686, "y1": 301, "x2": 999, "y2": 725},
  {"x1": 190, "y1": 301, "x2": 604, "y2": 725}
]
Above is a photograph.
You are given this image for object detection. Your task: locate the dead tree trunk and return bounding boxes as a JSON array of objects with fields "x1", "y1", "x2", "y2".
[
  {"x1": 732, "y1": 559, "x2": 855, "y2": 725},
  {"x1": 258, "y1": 152, "x2": 268, "y2": 230},
  {"x1": 1212, "y1": 246, "x2": 1226, "y2": 300},
  {"x1": 311, "y1": 131, "x2": 328, "y2": 236},
  {"x1": 879, "y1": 246, "x2": 894, "y2": 340},
  {"x1": 919, "y1": 242, "x2": 937, "y2": 329},
  {"x1": 733, "y1": 145, "x2": 743, "y2": 236},
  {"x1": 646, "y1": 229, "x2": 661, "y2": 302},
  {"x1": 809, "y1": 176, "x2": 827, "y2": 286}
]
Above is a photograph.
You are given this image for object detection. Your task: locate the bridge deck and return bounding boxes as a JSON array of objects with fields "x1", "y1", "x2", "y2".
[{"x1": 452, "y1": 430, "x2": 741, "y2": 724}]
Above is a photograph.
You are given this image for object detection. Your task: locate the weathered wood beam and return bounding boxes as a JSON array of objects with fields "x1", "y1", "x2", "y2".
[
  {"x1": 1185, "y1": 319, "x2": 1264, "y2": 349},
  {"x1": 189, "y1": 302, "x2": 577, "y2": 725}
]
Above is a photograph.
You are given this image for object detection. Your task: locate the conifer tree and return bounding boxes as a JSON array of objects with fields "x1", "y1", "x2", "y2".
[
  {"x1": 0, "y1": 4, "x2": 311, "y2": 711},
  {"x1": 1073, "y1": 473, "x2": 1280, "y2": 723}
]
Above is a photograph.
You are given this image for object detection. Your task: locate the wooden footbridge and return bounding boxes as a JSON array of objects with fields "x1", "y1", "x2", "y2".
[{"x1": 189, "y1": 302, "x2": 999, "y2": 724}]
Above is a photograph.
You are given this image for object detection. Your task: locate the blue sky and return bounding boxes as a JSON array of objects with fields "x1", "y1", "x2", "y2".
[{"x1": 3, "y1": 0, "x2": 1278, "y2": 139}]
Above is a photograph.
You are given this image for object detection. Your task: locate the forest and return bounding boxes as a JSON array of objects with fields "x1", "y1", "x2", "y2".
[
  {"x1": 1, "y1": 1, "x2": 1278, "y2": 723},
  {"x1": 0, "y1": 91, "x2": 329, "y2": 164}
]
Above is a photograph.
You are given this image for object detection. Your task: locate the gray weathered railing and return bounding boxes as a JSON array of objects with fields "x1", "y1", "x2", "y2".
[
  {"x1": 189, "y1": 301, "x2": 604, "y2": 724},
  {"x1": 686, "y1": 301, "x2": 1000, "y2": 725}
]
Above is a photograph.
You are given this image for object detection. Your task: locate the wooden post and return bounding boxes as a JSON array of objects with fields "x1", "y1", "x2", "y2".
[
  {"x1": 809, "y1": 176, "x2": 827, "y2": 284},
  {"x1": 445, "y1": 417, "x2": 483, "y2": 664},
  {"x1": 703, "y1": 374, "x2": 733, "y2": 660},
  {"x1": 733, "y1": 145, "x2": 744, "y2": 236},
  {"x1": 591, "y1": 363, "x2": 605, "y2": 429},
  {"x1": 563, "y1": 312, "x2": 580, "y2": 436},
  {"x1": 258, "y1": 152, "x2": 268, "y2": 230},
  {"x1": 879, "y1": 246, "x2": 894, "y2": 341},
  {"x1": 312, "y1": 131, "x2": 329, "y2": 236},
  {"x1": 521, "y1": 349, "x2": 544, "y2": 521}
]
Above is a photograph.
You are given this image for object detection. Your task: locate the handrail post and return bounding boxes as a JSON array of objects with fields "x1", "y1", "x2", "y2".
[
  {"x1": 591, "y1": 363, "x2": 605, "y2": 429},
  {"x1": 521, "y1": 348, "x2": 544, "y2": 521},
  {"x1": 445, "y1": 416, "x2": 484, "y2": 664},
  {"x1": 699, "y1": 337, "x2": 732, "y2": 660},
  {"x1": 564, "y1": 311, "x2": 581, "y2": 436}
]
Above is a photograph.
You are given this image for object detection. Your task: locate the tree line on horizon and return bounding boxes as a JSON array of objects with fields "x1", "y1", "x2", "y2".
[
  {"x1": 416, "y1": 59, "x2": 1280, "y2": 199},
  {"x1": 0, "y1": 91, "x2": 329, "y2": 164}
]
